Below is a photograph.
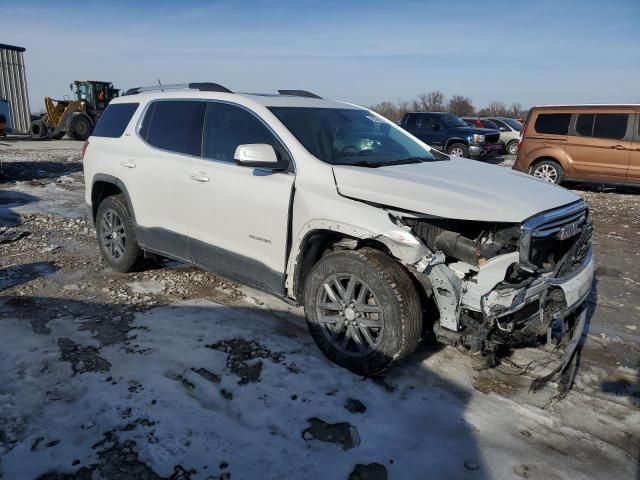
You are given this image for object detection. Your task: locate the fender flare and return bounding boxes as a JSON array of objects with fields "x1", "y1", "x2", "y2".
[
  {"x1": 445, "y1": 137, "x2": 469, "y2": 150},
  {"x1": 91, "y1": 174, "x2": 136, "y2": 224}
]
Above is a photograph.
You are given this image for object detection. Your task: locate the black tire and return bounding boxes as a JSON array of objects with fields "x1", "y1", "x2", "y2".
[
  {"x1": 446, "y1": 142, "x2": 469, "y2": 158},
  {"x1": 506, "y1": 140, "x2": 518, "y2": 155},
  {"x1": 304, "y1": 247, "x2": 422, "y2": 376},
  {"x1": 96, "y1": 195, "x2": 144, "y2": 273},
  {"x1": 69, "y1": 114, "x2": 92, "y2": 140},
  {"x1": 30, "y1": 119, "x2": 48, "y2": 138},
  {"x1": 530, "y1": 159, "x2": 564, "y2": 184},
  {"x1": 51, "y1": 131, "x2": 66, "y2": 140}
]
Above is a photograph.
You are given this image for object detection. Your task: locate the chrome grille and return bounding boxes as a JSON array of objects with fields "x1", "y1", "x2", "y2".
[{"x1": 519, "y1": 201, "x2": 590, "y2": 272}]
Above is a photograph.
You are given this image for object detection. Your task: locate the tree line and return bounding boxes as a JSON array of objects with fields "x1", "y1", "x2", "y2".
[{"x1": 370, "y1": 91, "x2": 524, "y2": 122}]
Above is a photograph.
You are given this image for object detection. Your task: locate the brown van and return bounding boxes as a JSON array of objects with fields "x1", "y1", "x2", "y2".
[{"x1": 513, "y1": 105, "x2": 640, "y2": 185}]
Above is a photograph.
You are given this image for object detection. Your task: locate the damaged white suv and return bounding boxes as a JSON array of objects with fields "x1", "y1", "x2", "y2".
[{"x1": 83, "y1": 83, "x2": 594, "y2": 376}]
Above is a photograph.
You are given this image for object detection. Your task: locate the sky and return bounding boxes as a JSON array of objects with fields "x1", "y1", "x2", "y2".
[{"x1": 1, "y1": 0, "x2": 639, "y2": 111}]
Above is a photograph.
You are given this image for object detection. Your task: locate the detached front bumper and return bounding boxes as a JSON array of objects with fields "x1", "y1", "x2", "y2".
[{"x1": 469, "y1": 142, "x2": 502, "y2": 157}]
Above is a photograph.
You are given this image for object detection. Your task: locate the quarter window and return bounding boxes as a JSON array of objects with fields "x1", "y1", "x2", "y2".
[
  {"x1": 202, "y1": 102, "x2": 289, "y2": 164},
  {"x1": 534, "y1": 113, "x2": 571, "y2": 135},
  {"x1": 575, "y1": 113, "x2": 628, "y2": 140},
  {"x1": 141, "y1": 100, "x2": 206, "y2": 156},
  {"x1": 92, "y1": 103, "x2": 138, "y2": 138}
]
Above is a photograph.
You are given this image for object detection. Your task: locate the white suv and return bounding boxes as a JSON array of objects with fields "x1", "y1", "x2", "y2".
[{"x1": 83, "y1": 83, "x2": 594, "y2": 376}]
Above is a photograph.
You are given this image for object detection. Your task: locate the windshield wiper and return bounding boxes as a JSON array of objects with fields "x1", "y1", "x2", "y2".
[{"x1": 339, "y1": 157, "x2": 426, "y2": 168}]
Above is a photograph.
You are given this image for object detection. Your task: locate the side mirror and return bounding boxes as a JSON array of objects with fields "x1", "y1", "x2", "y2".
[
  {"x1": 234, "y1": 144, "x2": 285, "y2": 170},
  {"x1": 499, "y1": 126, "x2": 508, "y2": 132}
]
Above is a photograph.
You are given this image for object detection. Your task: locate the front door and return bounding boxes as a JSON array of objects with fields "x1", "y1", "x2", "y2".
[
  {"x1": 566, "y1": 111, "x2": 632, "y2": 181},
  {"x1": 416, "y1": 114, "x2": 446, "y2": 149},
  {"x1": 185, "y1": 101, "x2": 295, "y2": 294}
]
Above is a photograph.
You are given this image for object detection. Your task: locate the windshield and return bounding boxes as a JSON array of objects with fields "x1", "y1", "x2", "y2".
[
  {"x1": 269, "y1": 107, "x2": 447, "y2": 166},
  {"x1": 442, "y1": 114, "x2": 468, "y2": 128},
  {"x1": 502, "y1": 118, "x2": 522, "y2": 131}
]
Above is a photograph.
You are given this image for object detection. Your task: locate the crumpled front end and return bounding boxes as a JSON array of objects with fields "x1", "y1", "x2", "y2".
[{"x1": 396, "y1": 200, "x2": 594, "y2": 355}]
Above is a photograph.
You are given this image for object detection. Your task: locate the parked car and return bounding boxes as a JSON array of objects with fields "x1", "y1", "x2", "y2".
[
  {"x1": 484, "y1": 117, "x2": 522, "y2": 155},
  {"x1": 83, "y1": 84, "x2": 594, "y2": 376},
  {"x1": 513, "y1": 105, "x2": 640, "y2": 185},
  {"x1": 400, "y1": 112, "x2": 502, "y2": 158},
  {"x1": 462, "y1": 117, "x2": 499, "y2": 130}
]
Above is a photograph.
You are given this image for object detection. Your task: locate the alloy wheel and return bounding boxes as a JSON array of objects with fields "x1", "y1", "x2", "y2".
[
  {"x1": 450, "y1": 147, "x2": 464, "y2": 157},
  {"x1": 315, "y1": 274, "x2": 384, "y2": 357},
  {"x1": 100, "y1": 208, "x2": 126, "y2": 260},
  {"x1": 508, "y1": 142, "x2": 518, "y2": 155},
  {"x1": 533, "y1": 164, "x2": 558, "y2": 183}
]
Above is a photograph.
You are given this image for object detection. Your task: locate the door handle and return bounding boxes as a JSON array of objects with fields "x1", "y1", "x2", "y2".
[
  {"x1": 120, "y1": 159, "x2": 136, "y2": 168},
  {"x1": 610, "y1": 145, "x2": 626, "y2": 150},
  {"x1": 189, "y1": 172, "x2": 209, "y2": 183}
]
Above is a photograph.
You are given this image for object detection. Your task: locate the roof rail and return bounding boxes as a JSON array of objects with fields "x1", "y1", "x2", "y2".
[
  {"x1": 278, "y1": 90, "x2": 322, "y2": 99},
  {"x1": 124, "y1": 82, "x2": 232, "y2": 96}
]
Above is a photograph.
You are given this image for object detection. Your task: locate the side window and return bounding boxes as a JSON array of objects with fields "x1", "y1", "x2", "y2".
[
  {"x1": 202, "y1": 102, "x2": 290, "y2": 164},
  {"x1": 534, "y1": 113, "x2": 571, "y2": 135},
  {"x1": 419, "y1": 114, "x2": 436, "y2": 129},
  {"x1": 575, "y1": 113, "x2": 628, "y2": 140},
  {"x1": 92, "y1": 103, "x2": 139, "y2": 138},
  {"x1": 575, "y1": 114, "x2": 595, "y2": 137},
  {"x1": 142, "y1": 100, "x2": 206, "y2": 156},
  {"x1": 404, "y1": 114, "x2": 418, "y2": 128},
  {"x1": 593, "y1": 114, "x2": 628, "y2": 140}
]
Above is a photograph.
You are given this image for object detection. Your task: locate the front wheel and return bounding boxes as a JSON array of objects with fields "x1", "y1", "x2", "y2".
[
  {"x1": 69, "y1": 114, "x2": 92, "y2": 140},
  {"x1": 304, "y1": 248, "x2": 422, "y2": 376},
  {"x1": 507, "y1": 140, "x2": 518, "y2": 155},
  {"x1": 446, "y1": 143, "x2": 469, "y2": 158}
]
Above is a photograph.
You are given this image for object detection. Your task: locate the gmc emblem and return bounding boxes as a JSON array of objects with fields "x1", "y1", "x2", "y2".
[{"x1": 557, "y1": 220, "x2": 582, "y2": 240}]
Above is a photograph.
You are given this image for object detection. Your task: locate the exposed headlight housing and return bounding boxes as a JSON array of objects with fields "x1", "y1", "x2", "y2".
[{"x1": 473, "y1": 134, "x2": 485, "y2": 143}]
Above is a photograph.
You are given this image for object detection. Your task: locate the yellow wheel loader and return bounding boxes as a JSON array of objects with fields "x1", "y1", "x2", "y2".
[{"x1": 30, "y1": 81, "x2": 120, "y2": 140}]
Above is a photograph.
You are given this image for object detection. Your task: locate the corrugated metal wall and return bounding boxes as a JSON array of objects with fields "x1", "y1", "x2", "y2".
[{"x1": 0, "y1": 44, "x2": 31, "y2": 133}]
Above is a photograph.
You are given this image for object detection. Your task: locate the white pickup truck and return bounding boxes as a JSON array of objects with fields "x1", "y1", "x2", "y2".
[{"x1": 83, "y1": 83, "x2": 594, "y2": 376}]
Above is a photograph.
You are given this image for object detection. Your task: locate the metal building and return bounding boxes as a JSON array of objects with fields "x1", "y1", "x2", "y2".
[{"x1": 0, "y1": 43, "x2": 31, "y2": 133}]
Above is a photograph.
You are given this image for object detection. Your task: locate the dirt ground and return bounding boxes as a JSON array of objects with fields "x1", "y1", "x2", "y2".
[{"x1": 0, "y1": 140, "x2": 638, "y2": 479}]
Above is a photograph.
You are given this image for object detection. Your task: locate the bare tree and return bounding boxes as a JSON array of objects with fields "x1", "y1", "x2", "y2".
[
  {"x1": 420, "y1": 91, "x2": 446, "y2": 111},
  {"x1": 509, "y1": 102, "x2": 522, "y2": 117},
  {"x1": 447, "y1": 95, "x2": 475, "y2": 116},
  {"x1": 486, "y1": 101, "x2": 508, "y2": 116}
]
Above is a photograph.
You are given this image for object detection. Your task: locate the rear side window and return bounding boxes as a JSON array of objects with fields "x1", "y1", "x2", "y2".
[
  {"x1": 534, "y1": 113, "x2": 571, "y2": 135},
  {"x1": 92, "y1": 103, "x2": 138, "y2": 138},
  {"x1": 141, "y1": 100, "x2": 206, "y2": 156},
  {"x1": 575, "y1": 113, "x2": 628, "y2": 140},
  {"x1": 404, "y1": 114, "x2": 418, "y2": 128}
]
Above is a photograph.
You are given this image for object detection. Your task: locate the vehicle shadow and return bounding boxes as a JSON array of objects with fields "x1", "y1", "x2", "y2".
[
  {"x1": 0, "y1": 160, "x2": 82, "y2": 184},
  {"x1": 0, "y1": 262, "x2": 58, "y2": 291},
  {"x1": 0, "y1": 295, "x2": 488, "y2": 479},
  {"x1": 0, "y1": 190, "x2": 39, "y2": 227},
  {"x1": 566, "y1": 181, "x2": 640, "y2": 195}
]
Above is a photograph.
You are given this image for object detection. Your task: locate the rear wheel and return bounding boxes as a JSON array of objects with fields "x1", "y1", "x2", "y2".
[
  {"x1": 446, "y1": 143, "x2": 469, "y2": 158},
  {"x1": 96, "y1": 195, "x2": 144, "y2": 272},
  {"x1": 531, "y1": 159, "x2": 563, "y2": 184},
  {"x1": 30, "y1": 118, "x2": 48, "y2": 138},
  {"x1": 69, "y1": 114, "x2": 92, "y2": 140},
  {"x1": 507, "y1": 140, "x2": 518, "y2": 155},
  {"x1": 304, "y1": 248, "x2": 422, "y2": 375}
]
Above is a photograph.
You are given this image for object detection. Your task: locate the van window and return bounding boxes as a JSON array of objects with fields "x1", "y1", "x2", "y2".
[
  {"x1": 92, "y1": 103, "x2": 138, "y2": 138},
  {"x1": 142, "y1": 100, "x2": 206, "y2": 156},
  {"x1": 575, "y1": 113, "x2": 628, "y2": 140},
  {"x1": 534, "y1": 113, "x2": 571, "y2": 135},
  {"x1": 593, "y1": 114, "x2": 628, "y2": 140},
  {"x1": 202, "y1": 102, "x2": 289, "y2": 164},
  {"x1": 404, "y1": 114, "x2": 418, "y2": 128}
]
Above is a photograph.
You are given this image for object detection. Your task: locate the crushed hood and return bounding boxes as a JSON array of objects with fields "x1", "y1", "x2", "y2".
[{"x1": 333, "y1": 158, "x2": 580, "y2": 223}]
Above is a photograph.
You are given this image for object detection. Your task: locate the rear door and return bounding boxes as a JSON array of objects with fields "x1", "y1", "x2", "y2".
[
  {"x1": 629, "y1": 112, "x2": 640, "y2": 183},
  {"x1": 184, "y1": 101, "x2": 295, "y2": 294},
  {"x1": 117, "y1": 99, "x2": 206, "y2": 260},
  {"x1": 566, "y1": 110, "x2": 632, "y2": 181}
]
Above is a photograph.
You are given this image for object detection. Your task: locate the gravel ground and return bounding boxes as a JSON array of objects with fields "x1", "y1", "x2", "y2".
[{"x1": 0, "y1": 141, "x2": 638, "y2": 479}]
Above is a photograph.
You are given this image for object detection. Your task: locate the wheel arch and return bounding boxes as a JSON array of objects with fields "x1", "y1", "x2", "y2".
[
  {"x1": 90, "y1": 174, "x2": 136, "y2": 225},
  {"x1": 445, "y1": 138, "x2": 469, "y2": 150}
]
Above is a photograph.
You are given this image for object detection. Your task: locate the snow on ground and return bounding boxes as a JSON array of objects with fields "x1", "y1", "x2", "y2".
[{"x1": 0, "y1": 141, "x2": 639, "y2": 479}]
